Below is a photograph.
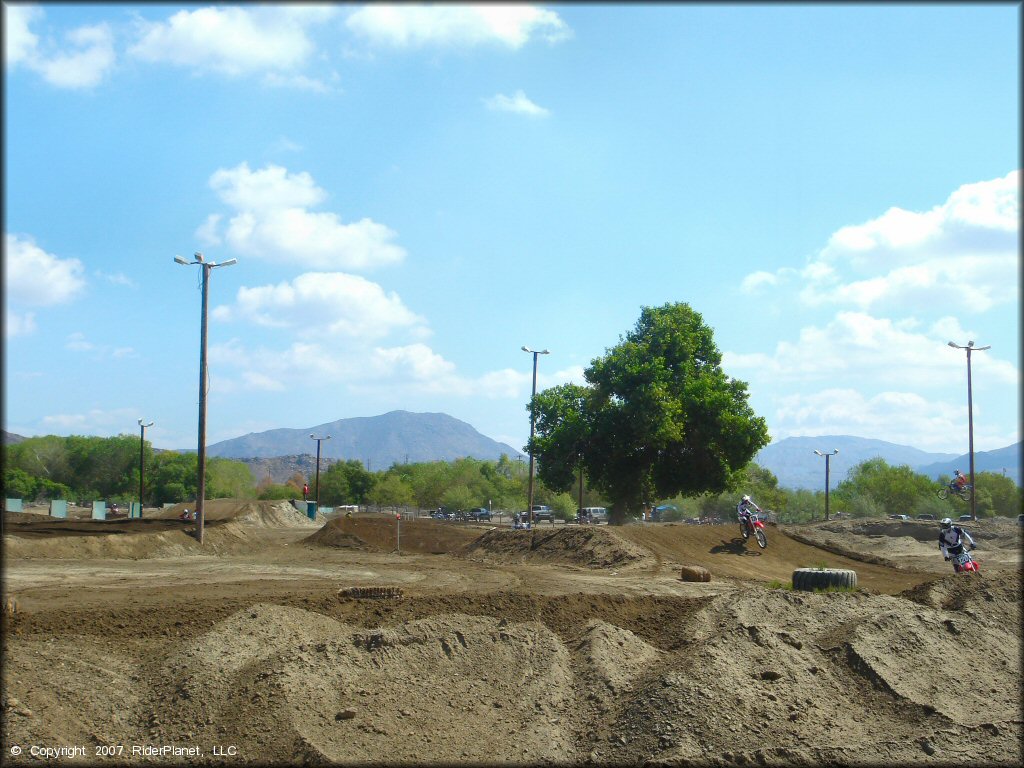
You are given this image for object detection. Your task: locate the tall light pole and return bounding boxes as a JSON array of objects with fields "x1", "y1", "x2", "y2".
[
  {"x1": 814, "y1": 449, "x2": 839, "y2": 521},
  {"x1": 948, "y1": 340, "x2": 990, "y2": 522},
  {"x1": 138, "y1": 419, "x2": 153, "y2": 515},
  {"x1": 310, "y1": 434, "x2": 331, "y2": 511},
  {"x1": 522, "y1": 346, "x2": 550, "y2": 526},
  {"x1": 175, "y1": 252, "x2": 237, "y2": 545}
]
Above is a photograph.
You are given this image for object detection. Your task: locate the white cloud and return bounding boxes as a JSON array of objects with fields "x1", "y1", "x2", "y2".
[
  {"x1": 4, "y1": 4, "x2": 42, "y2": 66},
  {"x1": 724, "y1": 311, "x2": 1019, "y2": 388},
  {"x1": 4, "y1": 6, "x2": 115, "y2": 88},
  {"x1": 209, "y1": 163, "x2": 325, "y2": 211},
  {"x1": 4, "y1": 234, "x2": 86, "y2": 306},
  {"x1": 96, "y1": 270, "x2": 136, "y2": 288},
  {"x1": 129, "y1": 6, "x2": 333, "y2": 76},
  {"x1": 6, "y1": 310, "x2": 37, "y2": 338},
  {"x1": 263, "y1": 72, "x2": 334, "y2": 93},
  {"x1": 742, "y1": 171, "x2": 1020, "y2": 312},
  {"x1": 213, "y1": 271, "x2": 426, "y2": 339},
  {"x1": 195, "y1": 214, "x2": 223, "y2": 247},
  {"x1": 484, "y1": 89, "x2": 549, "y2": 117},
  {"x1": 346, "y1": 4, "x2": 571, "y2": 49},
  {"x1": 65, "y1": 332, "x2": 95, "y2": 352},
  {"x1": 740, "y1": 270, "x2": 779, "y2": 294},
  {"x1": 32, "y1": 23, "x2": 115, "y2": 88},
  {"x1": 40, "y1": 407, "x2": 141, "y2": 435},
  {"x1": 202, "y1": 163, "x2": 406, "y2": 270}
]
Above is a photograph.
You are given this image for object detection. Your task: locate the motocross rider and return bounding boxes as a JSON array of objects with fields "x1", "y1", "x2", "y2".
[
  {"x1": 737, "y1": 495, "x2": 762, "y2": 530},
  {"x1": 938, "y1": 517, "x2": 975, "y2": 565},
  {"x1": 950, "y1": 469, "x2": 969, "y2": 490}
]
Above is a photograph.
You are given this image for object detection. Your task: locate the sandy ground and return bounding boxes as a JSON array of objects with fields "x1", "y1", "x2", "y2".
[{"x1": 2, "y1": 501, "x2": 1021, "y2": 766}]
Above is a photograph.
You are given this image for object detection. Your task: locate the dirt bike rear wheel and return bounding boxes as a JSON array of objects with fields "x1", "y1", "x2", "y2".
[
  {"x1": 740, "y1": 522, "x2": 749, "y2": 540},
  {"x1": 957, "y1": 487, "x2": 973, "y2": 501},
  {"x1": 754, "y1": 528, "x2": 767, "y2": 549}
]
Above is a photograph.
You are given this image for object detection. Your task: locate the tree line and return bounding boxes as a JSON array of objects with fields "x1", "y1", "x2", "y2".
[{"x1": 3, "y1": 433, "x2": 1019, "y2": 520}]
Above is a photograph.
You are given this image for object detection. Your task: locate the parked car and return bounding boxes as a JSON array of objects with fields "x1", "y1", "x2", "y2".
[
  {"x1": 468, "y1": 507, "x2": 491, "y2": 521},
  {"x1": 959, "y1": 514, "x2": 973, "y2": 522},
  {"x1": 531, "y1": 505, "x2": 554, "y2": 522},
  {"x1": 889, "y1": 514, "x2": 910, "y2": 521},
  {"x1": 577, "y1": 507, "x2": 608, "y2": 524},
  {"x1": 916, "y1": 514, "x2": 936, "y2": 521}
]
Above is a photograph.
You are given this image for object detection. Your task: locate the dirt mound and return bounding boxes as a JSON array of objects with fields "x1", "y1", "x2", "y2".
[
  {"x1": 463, "y1": 526, "x2": 653, "y2": 569},
  {"x1": 2, "y1": 500, "x2": 318, "y2": 559},
  {"x1": 304, "y1": 514, "x2": 482, "y2": 554},
  {"x1": 5, "y1": 584, "x2": 1020, "y2": 766}
]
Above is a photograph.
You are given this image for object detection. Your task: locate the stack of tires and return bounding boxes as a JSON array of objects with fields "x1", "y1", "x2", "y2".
[{"x1": 792, "y1": 568, "x2": 857, "y2": 591}]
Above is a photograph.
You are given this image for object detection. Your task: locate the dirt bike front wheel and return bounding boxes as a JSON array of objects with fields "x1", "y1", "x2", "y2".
[
  {"x1": 937, "y1": 487, "x2": 949, "y2": 500},
  {"x1": 754, "y1": 528, "x2": 767, "y2": 549}
]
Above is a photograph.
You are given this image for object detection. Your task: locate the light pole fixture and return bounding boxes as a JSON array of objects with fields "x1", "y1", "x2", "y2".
[
  {"x1": 175, "y1": 252, "x2": 237, "y2": 545},
  {"x1": 948, "y1": 340, "x2": 990, "y2": 522},
  {"x1": 310, "y1": 434, "x2": 331, "y2": 511},
  {"x1": 138, "y1": 419, "x2": 153, "y2": 515},
  {"x1": 813, "y1": 449, "x2": 839, "y2": 521},
  {"x1": 522, "y1": 346, "x2": 550, "y2": 527}
]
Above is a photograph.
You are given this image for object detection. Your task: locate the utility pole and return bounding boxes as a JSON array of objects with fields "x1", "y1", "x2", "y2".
[
  {"x1": 175, "y1": 252, "x2": 236, "y2": 544},
  {"x1": 814, "y1": 449, "x2": 839, "y2": 521},
  {"x1": 310, "y1": 434, "x2": 331, "y2": 512},
  {"x1": 948, "y1": 340, "x2": 990, "y2": 522},
  {"x1": 138, "y1": 419, "x2": 153, "y2": 515},
  {"x1": 521, "y1": 346, "x2": 550, "y2": 526}
]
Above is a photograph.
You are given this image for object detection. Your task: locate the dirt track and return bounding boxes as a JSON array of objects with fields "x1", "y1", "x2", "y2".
[{"x1": 2, "y1": 501, "x2": 1022, "y2": 766}]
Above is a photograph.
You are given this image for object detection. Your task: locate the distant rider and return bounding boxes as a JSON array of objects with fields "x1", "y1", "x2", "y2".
[
  {"x1": 950, "y1": 470, "x2": 969, "y2": 491},
  {"x1": 938, "y1": 517, "x2": 975, "y2": 569},
  {"x1": 737, "y1": 495, "x2": 762, "y2": 531}
]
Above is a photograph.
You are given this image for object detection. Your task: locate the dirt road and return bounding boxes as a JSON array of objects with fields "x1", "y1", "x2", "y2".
[{"x1": 3, "y1": 502, "x2": 1021, "y2": 766}]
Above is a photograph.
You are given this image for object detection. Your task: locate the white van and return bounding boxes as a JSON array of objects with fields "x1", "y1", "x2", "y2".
[{"x1": 578, "y1": 507, "x2": 608, "y2": 524}]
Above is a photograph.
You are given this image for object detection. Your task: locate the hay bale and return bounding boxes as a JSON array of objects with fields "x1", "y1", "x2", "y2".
[{"x1": 679, "y1": 565, "x2": 711, "y2": 582}]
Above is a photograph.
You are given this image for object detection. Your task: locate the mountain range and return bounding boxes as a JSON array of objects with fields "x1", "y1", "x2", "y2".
[{"x1": 756, "y1": 435, "x2": 1021, "y2": 490}]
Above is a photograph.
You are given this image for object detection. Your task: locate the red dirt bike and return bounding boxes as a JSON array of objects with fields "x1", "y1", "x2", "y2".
[
  {"x1": 739, "y1": 513, "x2": 768, "y2": 549},
  {"x1": 948, "y1": 546, "x2": 979, "y2": 575}
]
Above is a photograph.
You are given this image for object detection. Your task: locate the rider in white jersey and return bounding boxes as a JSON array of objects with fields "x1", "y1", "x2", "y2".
[
  {"x1": 938, "y1": 517, "x2": 975, "y2": 561},
  {"x1": 737, "y1": 495, "x2": 762, "y2": 525}
]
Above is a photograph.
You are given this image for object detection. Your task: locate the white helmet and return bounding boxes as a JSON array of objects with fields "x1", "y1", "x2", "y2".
[
  {"x1": 940, "y1": 517, "x2": 953, "y2": 529},
  {"x1": 954, "y1": 469, "x2": 962, "y2": 476},
  {"x1": 742, "y1": 495, "x2": 751, "y2": 502}
]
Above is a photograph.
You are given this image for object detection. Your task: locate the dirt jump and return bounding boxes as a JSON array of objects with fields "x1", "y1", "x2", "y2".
[{"x1": 3, "y1": 501, "x2": 1021, "y2": 766}]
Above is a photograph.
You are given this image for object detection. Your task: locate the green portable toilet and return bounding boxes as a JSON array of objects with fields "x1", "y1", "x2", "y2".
[{"x1": 306, "y1": 501, "x2": 317, "y2": 520}]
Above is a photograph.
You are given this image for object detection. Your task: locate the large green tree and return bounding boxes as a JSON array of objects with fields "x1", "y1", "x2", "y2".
[{"x1": 530, "y1": 303, "x2": 769, "y2": 522}]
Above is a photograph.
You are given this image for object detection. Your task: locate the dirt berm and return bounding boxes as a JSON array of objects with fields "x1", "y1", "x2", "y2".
[{"x1": 2, "y1": 502, "x2": 1021, "y2": 766}]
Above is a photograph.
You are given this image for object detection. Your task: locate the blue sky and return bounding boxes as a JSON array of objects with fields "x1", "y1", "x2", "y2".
[{"x1": 4, "y1": 3, "x2": 1020, "y2": 458}]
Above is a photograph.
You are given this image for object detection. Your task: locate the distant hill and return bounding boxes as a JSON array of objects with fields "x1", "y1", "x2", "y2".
[
  {"x1": 755, "y1": 436, "x2": 959, "y2": 490},
  {"x1": 203, "y1": 410, "x2": 524, "y2": 470},
  {"x1": 3, "y1": 430, "x2": 26, "y2": 445},
  {"x1": 915, "y1": 442, "x2": 1021, "y2": 486}
]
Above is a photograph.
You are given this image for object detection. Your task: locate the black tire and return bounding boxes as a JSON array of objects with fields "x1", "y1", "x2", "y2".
[
  {"x1": 937, "y1": 487, "x2": 949, "y2": 501},
  {"x1": 957, "y1": 487, "x2": 973, "y2": 502},
  {"x1": 792, "y1": 568, "x2": 858, "y2": 591},
  {"x1": 740, "y1": 521, "x2": 749, "y2": 540},
  {"x1": 754, "y1": 527, "x2": 767, "y2": 549}
]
